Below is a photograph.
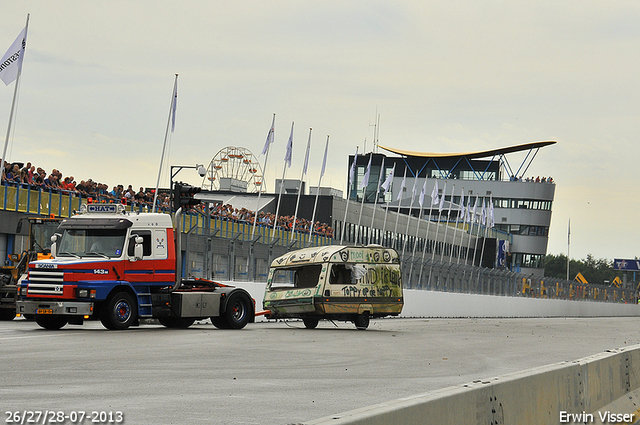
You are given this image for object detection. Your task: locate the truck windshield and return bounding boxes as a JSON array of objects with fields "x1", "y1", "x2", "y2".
[
  {"x1": 269, "y1": 265, "x2": 322, "y2": 289},
  {"x1": 57, "y1": 228, "x2": 127, "y2": 258}
]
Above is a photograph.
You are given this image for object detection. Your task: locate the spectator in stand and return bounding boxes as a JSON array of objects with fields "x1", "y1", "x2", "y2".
[{"x1": 134, "y1": 187, "x2": 146, "y2": 205}]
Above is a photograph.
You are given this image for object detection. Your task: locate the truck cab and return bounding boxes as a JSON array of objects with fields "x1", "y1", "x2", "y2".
[
  {"x1": 263, "y1": 245, "x2": 403, "y2": 330},
  {"x1": 16, "y1": 204, "x2": 254, "y2": 330}
]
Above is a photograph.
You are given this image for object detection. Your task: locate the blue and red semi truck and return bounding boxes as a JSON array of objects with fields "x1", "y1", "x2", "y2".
[{"x1": 16, "y1": 203, "x2": 254, "y2": 330}]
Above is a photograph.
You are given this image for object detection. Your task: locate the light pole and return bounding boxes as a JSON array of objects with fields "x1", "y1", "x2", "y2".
[{"x1": 169, "y1": 164, "x2": 206, "y2": 210}]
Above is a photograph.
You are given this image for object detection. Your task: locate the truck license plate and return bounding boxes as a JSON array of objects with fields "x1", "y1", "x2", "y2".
[{"x1": 36, "y1": 309, "x2": 53, "y2": 315}]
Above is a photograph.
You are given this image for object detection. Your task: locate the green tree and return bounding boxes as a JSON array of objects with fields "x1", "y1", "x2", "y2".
[{"x1": 544, "y1": 254, "x2": 622, "y2": 285}]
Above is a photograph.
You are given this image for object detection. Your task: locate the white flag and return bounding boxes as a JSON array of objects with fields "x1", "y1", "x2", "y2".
[
  {"x1": 284, "y1": 122, "x2": 294, "y2": 168},
  {"x1": 320, "y1": 136, "x2": 329, "y2": 178},
  {"x1": 261, "y1": 115, "x2": 275, "y2": 155},
  {"x1": 0, "y1": 26, "x2": 27, "y2": 86},
  {"x1": 359, "y1": 155, "x2": 372, "y2": 189},
  {"x1": 431, "y1": 181, "x2": 439, "y2": 205},
  {"x1": 348, "y1": 147, "x2": 358, "y2": 187},
  {"x1": 396, "y1": 173, "x2": 406, "y2": 201},
  {"x1": 489, "y1": 194, "x2": 494, "y2": 228},
  {"x1": 380, "y1": 163, "x2": 394, "y2": 193},
  {"x1": 418, "y1": 179, "x2": 426, "y2": 207},
  {"x1": 465, "y1": 195, "x2": 471, "y2": 223},
  {"x1": 438, "y1": 182, "x2": 446, "y2": 212},
  {"x1": 481, "y1": 198, "x2": 486, "y2": 225},
  {"x1": 458, "y1": 188, "x2": 465, "y2": 220},
  {"x1": 302, "y1": 130, "x2": 311, "y2": 175},
  {"x1": 170, "y1": 79, "x2": 177, "y2": 133},
  {"x1": 472, "y1": 196, "x2": 478, "y2": 222}
]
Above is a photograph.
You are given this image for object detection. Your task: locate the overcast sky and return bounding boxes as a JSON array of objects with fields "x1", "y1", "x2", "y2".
[{"x1": 1, "y1": 1, "x2": 638, "y2": 261}]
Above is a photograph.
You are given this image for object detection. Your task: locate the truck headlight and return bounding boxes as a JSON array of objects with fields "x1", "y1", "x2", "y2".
[
  {"x1": 77, "y1": 288, "x2": 89, "y2": 298},
  {"x1": 19, "y1": 286, "x2": 27, "y2": 296}
]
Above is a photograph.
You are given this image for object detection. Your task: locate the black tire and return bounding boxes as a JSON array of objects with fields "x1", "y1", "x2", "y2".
[
  {"x1": 159, "y1": 317, "x2": 195, "y2": 329},
  {"x1": 100, "y1": 291, "x2": 137, "y2": 330},
  {"x1": 35, "y1": 315, "x2": 68, "y2": 330},
  {"x1": 210, "y1": 316, "x2": 230, "y2": 329},
  {"x1": 355, "y1": 312, "x2": 370, "y2": 330},
  {"x1": 213, "y1": 291, "x2": 251, "y2": 330},
  {"x1": 0, "y1": 309, "x2": 15, "y2": 321},
  {"x1": 303, "y1": 317, "x2": 319, "y2": 329}
]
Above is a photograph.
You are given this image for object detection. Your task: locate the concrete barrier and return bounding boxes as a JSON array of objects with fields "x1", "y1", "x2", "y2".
[
  {"x1": 228, "y1": 281, "x2": 640, "y2": 318},
  {"x1": 303, "y1": 344, "x2": 640, "y2": 425}
]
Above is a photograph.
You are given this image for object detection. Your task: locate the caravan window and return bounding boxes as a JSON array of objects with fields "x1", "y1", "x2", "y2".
[
  {"x1": 270, "y1": 265, "x2": 323, "y2": 289},
  {"x1": 329, "y1": 264, "x2": 351, "y2": 285}
]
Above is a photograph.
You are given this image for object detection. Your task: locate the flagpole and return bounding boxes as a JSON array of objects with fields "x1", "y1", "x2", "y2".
[
  {"x1": 464, "y1": 200, "x2": 474, "y2": 265},
  {"x1": 1, "y1": 14, "x2": 29, "y2": 183},
  {"x1": 308, "y1": 135, "x2": 329, "y2": 245},
  {"x1": 153, "y1": 74, "x2": 178, "y2": 212},
  {"x1": 340, "y1": 146, "x2": 358, "y2": 245},
  {"x1": 393, "y1": 166, "x2": 407, "y2": 250},
  {"x1": 457, "y1": 191, "x2": 468, "y2": 264},
  {"x1": 427, "y1": 180, "x2": 448, "y2": 288},
  {"x1": 440, "y1": 183, "x2": 455, "y2": 262},
  {"x1": 252, "y1": 114, "x2": 275, "y2": 239},
  {"x1": 470, "y1": 195, "x2": 481, "y2": 266},
  {"x1": 291, "y1": 128, "x2": 311, "y2": 243},
  {"x1": 401, "y1": 173, "x2": 418, "y2": 257},
  {"x1": 478, "y1": 195, "x2": 493, "y2": 269},
  {"x1": 356, "y1": 154, "x2": 372, "y2": 244},
  {"x1": 370, "y1": 158, "x2": 385, "y2": 242},
  {"x1": 273, "y1": 121, "x2": 294, "y2": 236},
  {"x1": 418, "y1": 180, "x2": 438, "y2": 287},
  {"x1": 408, "y1": 180, "x2": 427, "y2": 283},
  {"x1": 380, "y1": 163, "x2": 395, "y2": 247},
  {"x1": 450, "y1": 187, "x2": 464, "y2": 263},
  {"x1": 567, "y1": 218, "x2": 571, "y2": 281}
]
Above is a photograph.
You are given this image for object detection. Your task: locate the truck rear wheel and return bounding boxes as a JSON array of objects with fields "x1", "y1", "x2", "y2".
[
  {"x1": 355, "y1": 312, "x2": 370, "y2": 330},
  {"x1": 100, "y1": 292, "x2": 137, "y2": 330},
  {"x1": 35, "y1": 315, "x2": 68, "y2": 330},
  {"x1": 212, "y1": 292, "x2": 251, "y2": 330},
  {"x1": 303, "y1": 318, "x2": 319, "y2": 329},
  {"x1": 159, "y1": 317, "x2": 195, "y2": 329}
]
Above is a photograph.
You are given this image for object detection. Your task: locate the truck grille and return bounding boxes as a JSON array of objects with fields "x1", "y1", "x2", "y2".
[{"x1": 28, "y1": 270, "x2": 64, "y2": 295}]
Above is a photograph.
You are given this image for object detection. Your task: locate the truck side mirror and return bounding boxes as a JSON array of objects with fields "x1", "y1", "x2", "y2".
[
  {"x1": 129, "y1": 235, "x2": 144, "y2": 262},
  {"x1": 50, "y1": 234, "x2": 59, "y2": 257}
]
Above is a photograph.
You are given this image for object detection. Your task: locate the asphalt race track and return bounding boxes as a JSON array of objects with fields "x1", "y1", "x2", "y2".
[{"x1": 2, "y1": 317, "x2": 639, "y2": 425}]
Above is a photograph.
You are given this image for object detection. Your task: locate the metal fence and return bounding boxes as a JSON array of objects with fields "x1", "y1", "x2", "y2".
[
  {"x1": 2, "y1": 183, "x2": 636, "y2": 304},
  {"x1": 182, "y1": 231, "x2": 637, "y2": 305}
]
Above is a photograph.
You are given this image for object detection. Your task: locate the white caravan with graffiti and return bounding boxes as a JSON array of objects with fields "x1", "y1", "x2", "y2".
[{"x1": 263, "y1": 245, "x2": 403, "y2": 330}]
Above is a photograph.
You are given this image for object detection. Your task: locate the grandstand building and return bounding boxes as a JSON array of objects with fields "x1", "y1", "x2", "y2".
[{"x1": 345, "y1": 141, "x2": 556, "y2": 276}]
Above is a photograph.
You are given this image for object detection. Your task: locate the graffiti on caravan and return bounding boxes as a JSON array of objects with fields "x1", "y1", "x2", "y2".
[
  {"x1": 356, "y1": 265, "x2": 401, "y2": 287},
  {"x1": 341, "y1": 285, "x2": 394, "y2": 297}
]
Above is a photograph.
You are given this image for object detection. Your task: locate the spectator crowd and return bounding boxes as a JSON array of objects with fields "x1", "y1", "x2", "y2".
[
  {"x1": 1, "y1": 158, "x2": 334, "y2": 238},
  {"x1": 205, "y1": 203, "x2": 334, "y2": 237}
]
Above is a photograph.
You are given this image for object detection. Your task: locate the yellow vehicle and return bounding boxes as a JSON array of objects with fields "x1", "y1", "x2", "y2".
[
  {"x1": 0, "y1": 216, "x2": 62, "y2": 320},
  {"x1": 263, "y1": 245, "x2": 403, "y2": 330}
]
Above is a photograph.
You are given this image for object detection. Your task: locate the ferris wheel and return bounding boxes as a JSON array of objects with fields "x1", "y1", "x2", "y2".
[{"x1": 201, "y1": 146, "x2": 265, "y2": 192}]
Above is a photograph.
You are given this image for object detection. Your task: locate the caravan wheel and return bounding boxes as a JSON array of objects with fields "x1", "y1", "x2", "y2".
[{"x1": 354, "y1": 312, "x2": 370, "y2": 330}]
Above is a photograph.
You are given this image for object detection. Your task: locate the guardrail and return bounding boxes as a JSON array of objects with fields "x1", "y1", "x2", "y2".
[{"x1": 305, "y1": 344, "x2": 640, "y2": 425}]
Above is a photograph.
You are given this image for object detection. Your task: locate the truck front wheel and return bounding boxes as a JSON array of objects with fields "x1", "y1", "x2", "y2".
[
  {"x1": 100, "y1": 292, "x2": 137, "y2": 330},
  {"x1": 35, "y1": 315, "x2": 68, "y2": 330}
]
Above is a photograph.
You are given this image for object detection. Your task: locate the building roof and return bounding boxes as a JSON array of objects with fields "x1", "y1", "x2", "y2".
[{"x1": 378, "y1": 140, "x2": 556, "y2": 159}]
